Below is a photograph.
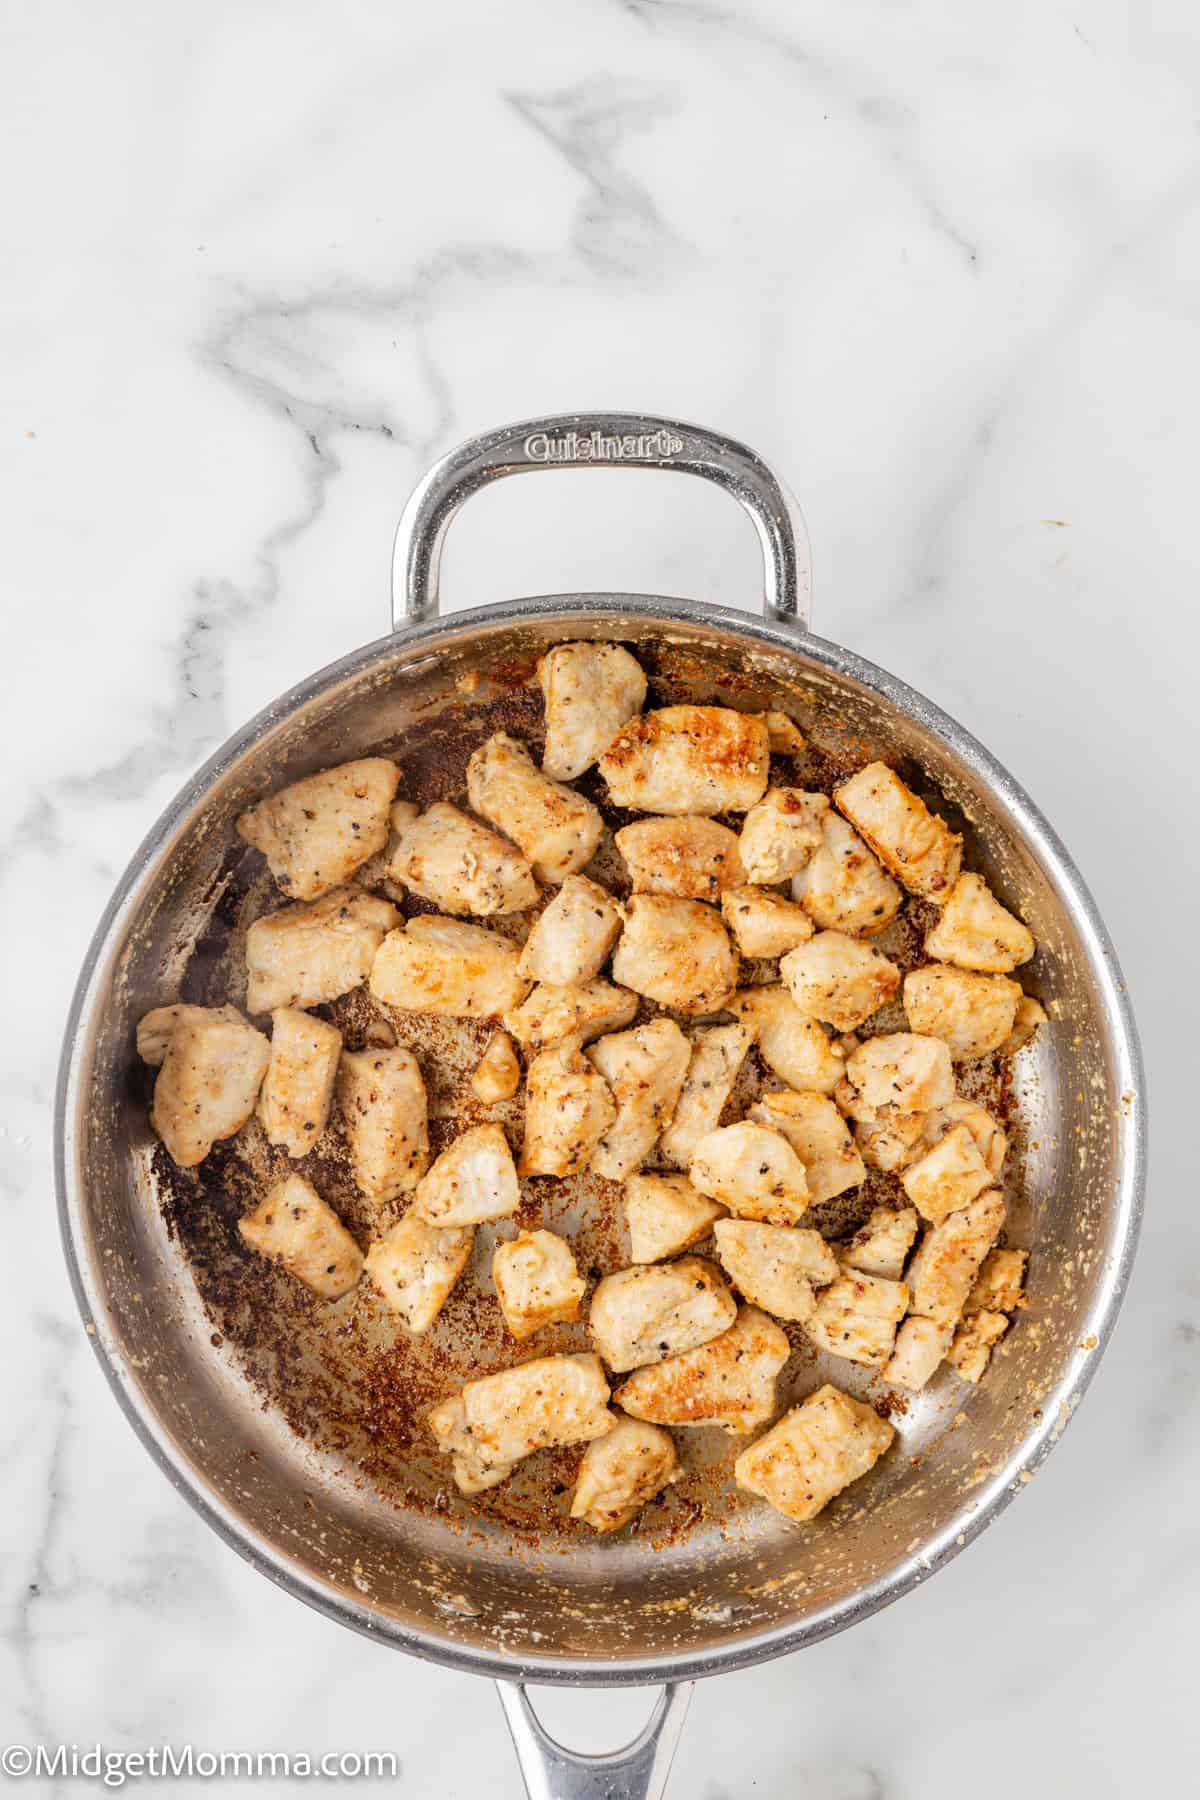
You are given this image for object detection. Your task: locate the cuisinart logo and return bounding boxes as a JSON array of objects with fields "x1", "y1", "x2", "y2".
[{"x1": 524, "y1": 427, "x2": 685, "y2": 463}]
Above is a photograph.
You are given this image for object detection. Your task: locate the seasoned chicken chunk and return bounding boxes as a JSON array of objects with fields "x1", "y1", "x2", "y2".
[
  {"x1": 1000, "y1": 994, "x2": 1048, "y2": 1055},
  {"x1": 849, "y1": 1106, "x2": 931, "y2": 1175},
  {"x1": 257, "y1": 1007, "x2": 342, "y2": 1159},
  {"x1": 790, "y1": 813, "x2": 903, "y2": 937},
  {"x1": 779, "y1": 931, "x2": 900, "y2": 1032},
  {"x1": 467, "y1": 732, "x2": 603, "y2": 884},
  {"x1": 947, "y1": 1310, "x2": 1010, "y2": 1382},
  {"x1": 238, "y1": 1173, "x2": 362, "y2": 1300},
  {"x1": 364, "y1": 1212, "x2": 473, "y2": 1333},
  {"x1": 493, "y1": 1230, "x2": 586, "y2": 1340},
  {"x1": 805, "y1": 1268, "x2": 909, "y2": 1368},
  {"x1": 720, "y1": 886, "x2": 814, "y2": 958},
  {"x1": 246, "y1": 888, "x2": 399, "y2": 1013},
  {"x1": 931, "y1": 1099, "x2": 1008, "y2": 1180},
  {"x1": 338, "y1": 1047, "x2": 429, "y2": 1199},
  {"x1": 352, "y1": 799, "x2": 420, "y2": 897},
  {"x1": 689, "y1": 1121, "x2": 811, "y2": 1224},
  {"x1": 900, "y1": 1122, "x2": 994, "y2": 1223},
  {"x1": 844, "y1": 1032, "x2": 955, "y2": 1112},
  {"x1": 428, "y1": 1353, "x2": 612, "y2": 1494},
  {"x1": 738, "y1": 788, "x2": 829, "y2": 884},
  {"x1": 713, "y1": 1219, "x2": 838, "y2": 1323},
  {"x1": 658, "y1": 1021, "x2": 754, "y2": 1169},
  {"x1": 903, "y1": 966, "x2": 1022, "y2": 1061},
  {"x1": 965, "y1": 1247, "x2": 1027, "y2": 1315},
  {"x1": 883, "y1": 1315, "x2": 953, "y2": 1391},
  {"x1": 615, "y1": 816, "x2": 745, "y2": 902},
  {"x1": 763, "y1": 710, "x2": 806, "y2": 754},
  {"x1": 521, "y1": 1038, "x2": 617, "y2": 1177},
  {"x1": 517, "y1": 876, "x2": 623, "y2": 986},
  {"x1": 370, "y1": 915, "x2": 529, "y2": 1019},
  {"x1": 237, "y1": 758, "x2": 401, "y2": 901},
  {"x1": 505, "y1": 979, "x2": 637, "y2": 1052},
  {"x1": 599, "y1": 706, "x2": 771, "y2": 816},
  {"x1": 143, "y1": 1004, "x2": 270, "y2": 1168},
  {"x1": 906, "y1": 1191, "x2": 1006, "y2": 1326},
  {"x1": 589, "y1": 1257, "x2": 737, "y2": 1373},
  {"x1": 538, "y1": 641, "x2": 647, "y2": 780},
  {"x1": 610, "y1": 895, "x2": 738, "y2": 1016},
  {"x1": 925, "y1": 872, "x2": 1035, "y2": 973},
  {"x1": 834, "y1": 761, "x2": 962, "y2": 902},
  {"x1": 587, "y1": 1019, "x2": 691, "y2": 1182},
  {"x1": 734, "y1": 1384, "x2": 895, "y2": 1522},
  {"x1": 387, "y1": 802, "x2": 538, "y2": 917},
  {"x1": 471, "y1": 1031, "x2": 522, "y2": 1103},
  {"x1": 414, "y1": 1122, "x2": 520, "y2": 1226},
  {"x1": 731, "y1": 986, "x2": 845, "y2": 1094},
  {"x1": 614, "y1": 1306, "x2": 789, "y2": 1434},
  {"x1": 841, "y1": 1205, "x2": 920, "y2": 1281},
  {"x1": 570, "y1": 1415, "x2": 678, "y2": 1531},
  {"x1": 750, "y1": 1090, "x2": 866, "y2": 1205},
  {"x1": 623, "y1": 1173, "x2": 726, "y2": 1263}
]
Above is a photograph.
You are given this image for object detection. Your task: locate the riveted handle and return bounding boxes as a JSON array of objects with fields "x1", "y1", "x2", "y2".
[{"x1": 496, "y1": 1681, "x2": 694, "y2": 1800}]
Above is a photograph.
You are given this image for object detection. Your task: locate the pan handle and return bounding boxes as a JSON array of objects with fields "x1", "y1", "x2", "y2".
[
  {"x1": 496, "y1": 1680, "x2": 693, "y2": 1800},
  {"x1": 392, "y1": 412, "x2": 811, "y2": 631}
]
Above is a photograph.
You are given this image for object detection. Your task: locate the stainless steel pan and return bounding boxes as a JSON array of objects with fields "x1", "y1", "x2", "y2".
[{"x1": 56, "y1": 413, "x2": 1145, "y2": 1800}]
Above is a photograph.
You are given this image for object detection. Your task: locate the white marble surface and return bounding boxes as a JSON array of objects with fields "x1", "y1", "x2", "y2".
[{"x1": 3, "y1": 1, "x2": 1196, "y2": 1793}]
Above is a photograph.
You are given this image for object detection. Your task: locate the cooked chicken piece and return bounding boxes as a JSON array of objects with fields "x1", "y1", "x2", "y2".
[
  {"x1": 615, "y1": 816, "x2": 745, "y2": 902},
  {"x1": 587, "y1": 1019, "x2": 691, "y2": 1182},
  {"x1": 947, "y1": 1310, "x2": 1010, "y2": 1382},
  {"x1": 900, "y1": 1122, "x2": 994, "y2": 1223},
  {"x1": 925, "y1": 872, "x2": 1035, "y2": 973},
  {"x1": 788, "y1": 812, "x2": 901, "y2": 938},
  {"x1": 614, "y1": 1306, "x2": 789, "y2": 1434},
  {"x1": 467, "y1": 732, "x2": 603, "y2": 884},
  {"x1": 690, "y1": 1121, "x2": 811, "y2": 1224},
  {"x1": 906, "y1": 1191, "x2": 1006, "y2": 1326},
  {"x1": 734, "y1": 1384, "x2": 895, "y2": 1522},
  {"x1": 903, "y1": 966, "x2": 1022, "y2": 1061},
  {"x1": 238, "y1": 1173, "x2": 363, "y2": 1300},
  {"x1": 370, "y1": 915, "x2": 529, "y2": 1019},
  {"x1": 257, "y1": 1008, "x2": 342, "y2": 1159},
  {"x1": 658, "y1": 1021, "x2": 754, "y2": 1169},
  {"x1": 713, "y1": 1219, "x2": 838, "y2": 1323},
  {"x1": 599, "y1": 706, "x2": 771, "y2": 816},
  {"x1": 844, "y1": 1032, "x2": 955, "y2": 1112},
  {"x1": 623, "y1": 1173, "x2": 726, "y2": 1263},
  {"x1": 731, "y1": 986, "x2": 846, "y2": 1094},
  {"x1": 570, "y1": 1415, "x2": 679, "y2": 1531},
  {"x1": 841, "y1": 1205, "x2": 920, "y2": 1282},
  {"x1": 965, "y1": 1247, "x2": 1027, "y2": 1315},
  {"x1": 610, "y1": 895, "x2": 738, "y2": 1016},
  {"x1": 763, "y1": 711, "x2": 806, "y2": 754},
  {"x1": 143, "y1": 1004, "x2": 270, "y2": 1168},
  {"x1": 738, "y1": 788, "x2": 829, "y2": 885},
  {"x1": 719, "y1": 886, "x2": 814, "y2": 957},
  {"x1": 521, "y1": 1039, "x2": 617, "y2": 1177},
  {"x1": 851, "y1": 1109, "x2": 931, "y2": 1174},
  {"x1": 805, "y1": 1267, "x2": 909, "y2": 1368},
  {"x1": 883, "y1": 1315, "x2": 953, "y2": 1391},
  {"x1": 413, "y1": 1122, "x2": 520, "y2": 1226},
  {"x1": 834, "y1": 761, "x2": 962, "y2": 902},
  {"x1": 247, "y1": 888, "x2": 400, "y2": 1013},
  {"x1": 589, "y1": 1257, "x2": 737, "y2": 1373},
  {"x1": 493, "y1": 1230, "x2": 587, "y2": 1340},
  {"x1": 364, "y1": 1212, "x2": 473, "y2": 1333},
  {"x1": 471, "y1": 1031, "x2": 522, "y2": 1103},
  {"x1": 338, "y1": 1047, "x2": 429, "y2": 1199},
  {"x1": 779, "y1": 931, "x2": 900, "y2": 1032},
  {"x1": 428, "y1": 1353, "x2": 613, "y2": 1494},
  {"x1": 538, "y1": 641, "x2": 648, "y2": 780},
  {"x1": 749, "y1": 1091, "x2": 866, "y2": 1205},
  {"x1": 1000, "y1": 995, "x2": 1048, "y2": 1055},
  {"x1": 517, "y1": 876, "x2": 623, "y2": 986},
  {"x1": 931, "y1": 1099, "x2": 1008, "y2": 1180},
  {"x1": 352, "y1": 799, "x2": 420, "y2": 896},
  {"x1": 505, "y1": 979, "x2": 637, "y2": 1052},
  {"x1": 386, "y1": 802, "x2": 538, "y2": 917},
  {"x1": 237, "y1": 758, "x2": 401, "y2": 901}
]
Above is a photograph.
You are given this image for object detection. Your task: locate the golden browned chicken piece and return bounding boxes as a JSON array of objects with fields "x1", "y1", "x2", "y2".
[
  {"x1": 903, "y1": 966, "x2": 1023, "y2": 1061},
  {"x1": 720, "y1": 886, "x2": 814, "y2": 958},
  {"x1": 610, "y1": 895, "x2": 738, "y2": 1015},
  {"x1": 834, "y1": 761, "x2": 962, "y2": 902},
  {"x1": 750, "y1": 1090, "x2": 866, "y2": 1205},
  {"x1": 947, "y1": 1310, "x2": 1010, "y2": 1382},
  {"x1": 614, "y1": 1306, "x2": 789, "y2": 1434},
  {"x1": 623, "y1": 1173, "x2": 726, "y2": 1263},
  {"x1": 467, "y1": 732, "x2": 603, "y2": 883},
  {"x1": 658, "y1": 1020, "x2": 754, "y2": 1169},
  {"x1": 738, "y1": 788, "x2": 829, "y2": 884},
  {"x1": 615, "y1": 816, "x2": 745, "y2": 902},
  {"x1": 338, "y1": 1046, "x2": 429, "y2": 1200},
  {"x1": 352, "y1": 799, "x2": 420, "y2": 897},
  {"x1": 779, "y1": 931, "x2": 900, "y2": 1032},
  {"x1": 246, "y1": 888, "x2": 399, "y2": 1013},
  {"x1": 790, "y1": 813, "x2": 903, "y2": 937},
  {"x1": 470, "y1": 1031, "x2": 522, "y2": 1103},
  {"x1": 256, "y1": 1008, "x2": 342, "y2": 1159},
  {"x1": 843, "y1": 1032, "x2": 955, "y2": 1112},
  {"x1": 965, "y1": 1247, "x2": 1027, "y2": 1314},
  {"x1": 900, "y1": 1121, "x2": 994, "y2": 1223},
  {"x1": 493, "y1": 1230, "x2": 587, "y2": 1340},
  {"x1": 521, "y1": 1038, "x2": 617, "y2": 1177},
  {"x1": 804, "y1": 1267, "x2": 909, "y2": 1368},
  {"x1": 734, "y1": 1384, "x2": 895, "y2": 1522},
  {"x1": 237, "y1": 758, "x2": 401, "y2": 900},
  {"x1": 883, "y1": 1316, "x2": 954, "y2": 1391},
  {"x1": 841, "y1": 1205, "x2": 920, "y2": 1282},
  {"x1": 387, "y1": 802, "x2": 538, "y2": 917},
  {"x1": 599, "y1": 706, "x2": 771, "y2": 816},
  {"x1": 428, "y1": 1353, "x2": 613, "y2": 1494},
  {"x1": 924, "y1": 873, "x2": 1035, "y2": 973},
  {"x1": 689, "y1": 1120, "x2": 811, "y2": 1224},
  {"x1": 713, "y1": 1219, "x2": 838, "y2": 1323},
  {"x1": 141, "y1": 1004, "x2": 270, "y2": 1168},
  {"x1": 587, "y1": 1019, "x2": 691, "y2": 1182},
  {"x1": 238, "y1": 1173, "x2": 363, "y2": 1300},
  {"x1": 135, "y1": 1004, "x2": 214, "y2": 1066},
  {"x1": 731, "y1": 987, "x2": 846, "y2": 1094},
  {"x1": 906, "y1": 1191, "x2": 1006, "y2": 1326},
  {"x1": 932, "y1": 1099, "x2": 1008, "y2": 1180},
  {"x1": 414, "y1": 1123, "x2": 520, "y2": 1227},
  {"x1": 570, "y1": 1416, "x2": 679, "y2": 1531},
  {"x1": 517, "y1": 875, "x2": 623, "y2": 986},
  {"x1": 1001, "y1": 995, "x2": 1048, "y2": 1055},
  {"x1": 505, "y1": 980, "x2": 637, "y2": 1052},
  {"x1": 763, "y1": 710, "x2": 806, "y2": 753},
  {"x1": 538, "y1": 641, "x2": 648, "y2": 780},
  {"x1": 589, "y1": 1257, "x2": 737, "y2": 1373},
  {"x1": 370, "y1": 915, "x2": 529, "y2": 1018},
  {"x1": 364, "y1": 1212, "x2": 473, "y2": 1333}
]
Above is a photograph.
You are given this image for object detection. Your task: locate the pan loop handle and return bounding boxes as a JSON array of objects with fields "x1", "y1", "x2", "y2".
[
  {"x1": 496, "y1": 1680, "x2": 694, "y2": 1800},
  {"x1": 391, "y1": 412, "x2": 811, "y2": 632}
]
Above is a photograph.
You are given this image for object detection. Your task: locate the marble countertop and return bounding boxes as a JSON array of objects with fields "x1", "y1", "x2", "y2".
[{"x1": 4, "y1": 1, "x2": 1195, "y2": 1793}]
